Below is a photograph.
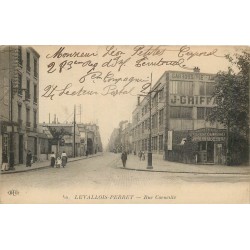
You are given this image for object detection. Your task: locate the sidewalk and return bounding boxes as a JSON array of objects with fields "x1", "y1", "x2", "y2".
[
  {"x1": 0, "y1": 153, "x2": 102, "y2": 174},
  {"x1": 119, "y1": 154, "x2": 250, "y2": 175}
]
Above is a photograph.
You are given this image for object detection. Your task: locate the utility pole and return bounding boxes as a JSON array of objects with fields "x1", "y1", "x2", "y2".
[
  {"x1": 73, "y1": 105, "x2": 76, "y2": 157},
  {"x1": 147, "y1": 73, "x2": 153, "y2": 169},
  {"x1": 80, "y1": 104, "x2": 82, "y2": 123}
]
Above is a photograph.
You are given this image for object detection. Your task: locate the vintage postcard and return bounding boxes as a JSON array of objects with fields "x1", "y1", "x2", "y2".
[{"x1": 0, "y1": 45, "x2": 249, "y2": 204}]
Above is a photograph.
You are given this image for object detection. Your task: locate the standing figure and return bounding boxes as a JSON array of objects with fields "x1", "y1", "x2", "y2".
[
  {"x1": 56, "y1": 157, "x2": 62, "y2": 168},
  {"x1": 86, "y1": 150, "x2": 89, "y2": 157},
  {"x1": 142, "y1": 151, "x2": 145, "y2": 161},
  {"x1": 26, "y1": 150, "x2": 32, "y2": 167},
  {"x1": 61, "y1": 151, "x2": 67, "y2": 168},
  {"x1": 138, "y1": 150, "x2": 142, "y2": 161},
  {"x1": 1, "y1": 152, "x2": 9, "y2": 171},
  {"x1": 50, "y1": 151, "x2": 56, "y2": 167},
  {"x1": 121, "y1": 151, "x2": 127, "y2": 168}
]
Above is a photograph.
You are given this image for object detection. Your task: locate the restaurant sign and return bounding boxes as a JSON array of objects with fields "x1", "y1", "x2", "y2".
[{"x1": 191, "y1": 128, "x2": 226, "y2": 142}]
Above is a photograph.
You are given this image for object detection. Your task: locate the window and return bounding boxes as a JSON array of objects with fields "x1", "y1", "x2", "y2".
[
  {"x1": 199, "y1": 82, "x2": 205, "y2": 95},
  {"x1": 152, "y1": 136, "x2": 158, "y2": 150},
  {"x1": 170, "y1": 81, "x2": 178, "y2": 94},
  {"x1": 170, "y1": 81, "x2": 193, "y2": 95},
  {"x1": 34, "y1": 85, "x2": 37, "y2": 103},
  {"x1": 170, "y1": 107, "x2": 181, "y2": 118},
  {"x1": 197, "y1": 107, "x2": 212, "y2": 119},
  {"x1": 152, "y1": 113, "x2": 158, "y2": 128},
  {"x1": 34, "y1": 111, "x2": 37, "y2": 128},
  {"x1": 170, "y1": 107, "x2": 193, "y2": 119},
  {"x1": 158, "y1": 88, "x2": 164, "y2": 100},
  {"x1": 26, "y1": 108, "x2": 30, "y2": 127},
  {"x1": 159, "y1": 135, "x2": 163, "y2": 150},
  {"x1": 206, "y1": 83, "x2": 215, "y2": 95},
  {"x1": 18, "y1": 73, "x2": 22, "y2": 95},
  {"x1": 152, "y1": 93, "x2": 158, "y2": 107},
  {"x1": 181, "y1": 107, "x2": 193, "y2": 119},
  {"x1": 18, "y1": 105, "x2": 22, "y2": 121},
  {"x1": 34, "y1": 58, "x2": 38, "y2": 77},
  {"x1": 18, "y1": 46, "x2": 22, "y2": 65},
  {"x1": 26, "y1": 52, "x2": 30, "y2": 72},
  {"x1": 159, "y1": 109, "x2": 164, "y2": 126}
]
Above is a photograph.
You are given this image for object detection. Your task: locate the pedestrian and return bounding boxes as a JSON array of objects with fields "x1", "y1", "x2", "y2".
[
  {"x1": 121, "y1": 151, "x2": 127, "y2": 168},
  {"x1": 86, "y1": 150, "x2": 89, "y2": 157},
  {"x1": 138, "y1": 150, "x2": 142, "y2": 161},
  {"x1": 61, "y1": 151, "x2": 67, "y2": 168},
  {"x1": 26, "y1": 150, "x2": 32, "y2": 167},
  {"x1": 142, "y1": 151, "x2": 145, "y2": 161},
  {"x1": 56, "y1": 156, "x2": 62, "y2": 168},
  {"x1": 1, "y1": 152, "x2": 9, "y2": 171},
  {"x1": 50, "y1": 151, "x2": 56, "y2": 167}
]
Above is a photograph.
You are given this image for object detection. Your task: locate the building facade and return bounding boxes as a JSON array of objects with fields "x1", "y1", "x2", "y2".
[
  {"x1": 0, "y1": 46, "x2": 40, "y2": 166},
  {"x1": 131, "y1": 69, "x2": 226, "y2": 164}
]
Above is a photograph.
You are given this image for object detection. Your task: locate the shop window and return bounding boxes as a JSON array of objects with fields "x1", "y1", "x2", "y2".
[
  {"x1": 197, "y1": 107, "x2": 212, "y2": 119},
  {"x1": 170, "y1": 107, "x2": 192, "y2": 119},
  {"x1": 206, "y1": 83, "x2": 215, "y2": 95}
]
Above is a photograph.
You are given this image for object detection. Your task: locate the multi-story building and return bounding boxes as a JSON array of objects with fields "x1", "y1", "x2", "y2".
[
  {"x1": 0, "y1": 46, "x2": 40, "y2": 166},
  {"x1": 131, "y1": 68, "x2": 226, "y2": 164}
]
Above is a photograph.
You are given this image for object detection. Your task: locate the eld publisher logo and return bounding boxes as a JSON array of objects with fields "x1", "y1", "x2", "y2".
[{"x1": 8, "y1": 190, "x2": 19, "y2": 196}]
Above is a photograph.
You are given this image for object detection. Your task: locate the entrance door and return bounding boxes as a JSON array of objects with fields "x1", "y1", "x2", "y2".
[
  {"x1": 207, "y1": 141, "x2": 214, "y2": 163},
  {"x1": 19, "y1": 135, "x2": 23, "y2": 164}
]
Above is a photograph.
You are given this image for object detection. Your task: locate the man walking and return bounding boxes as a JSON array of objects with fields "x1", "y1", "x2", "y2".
[{"x1": 121, "y1": 151, "x2": 127, "y2": 168}]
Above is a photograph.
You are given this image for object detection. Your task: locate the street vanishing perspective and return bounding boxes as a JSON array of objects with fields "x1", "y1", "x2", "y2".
[{"x1": 0, "y1": 45, "x2": 249, "y2": 203}]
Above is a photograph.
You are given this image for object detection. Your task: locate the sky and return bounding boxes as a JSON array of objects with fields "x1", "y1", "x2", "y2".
[{"x1": 33, "y1": 45, "x2": 244, "y2": 148}]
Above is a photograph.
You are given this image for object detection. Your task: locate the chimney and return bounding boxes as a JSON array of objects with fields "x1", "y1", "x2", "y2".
[{"x1": 193, "y1": 67, "x2": 200, "y2": 73}]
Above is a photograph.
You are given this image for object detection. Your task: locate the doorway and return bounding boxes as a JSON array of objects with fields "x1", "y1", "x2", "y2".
[{"x1": 19, "y1": 135, "x2": 23, "y2": 164}]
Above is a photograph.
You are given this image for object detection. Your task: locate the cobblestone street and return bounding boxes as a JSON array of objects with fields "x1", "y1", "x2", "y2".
[{"x1": 0, "y1": 153, "x2": 249, "y2": 203}]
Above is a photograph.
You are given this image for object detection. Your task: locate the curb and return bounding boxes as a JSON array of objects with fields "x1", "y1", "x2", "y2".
[
  {"x1": 1, "y1": 154, "x2": 103, "y2": 175},
  {"x1": 118, "y1": 167, "x2": 250, "y2": 175}
]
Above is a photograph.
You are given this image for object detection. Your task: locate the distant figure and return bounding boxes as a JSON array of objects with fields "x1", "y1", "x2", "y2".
[
  {"x1": 142, "y1": 151, "x2": 145, "y2": 161},
  {"x1": 121, "y1": 151, "x2": 127, "y2": 168},
  {"x1": 56, "y1": 157, "x2": 61, "y2": 168},
  {"x1": 134, "y1": 150, "x2": 136, "y2": 156},
  {"x1": 86, "y1": 150, "x2": 89, "y2": 157},
  {"x1": 26, "y1": 150, "x2": 32, "y2": 167},
  {"x1": 50, "y1": 151, "x2": 56, "y2": 167},
  {"x1": 61, "y1": 151, "x2": 67, "y2": 168},
  {"x1": 138, "y1": 150, "x2": 142, "y2": 161},
  {"x1": 1, "y1": 152, "x2": 8, "y2": 171}
]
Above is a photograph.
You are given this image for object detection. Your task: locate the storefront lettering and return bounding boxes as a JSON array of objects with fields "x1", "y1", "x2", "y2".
[
  {"x1": 170, "y1": 95, "x2": 216, "y2": 106},
  {"x1": 170, "y1": 72, "x2": 215, "y2": 81}
]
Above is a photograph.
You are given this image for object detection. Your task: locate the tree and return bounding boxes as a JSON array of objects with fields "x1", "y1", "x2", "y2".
[
  {"x1": 49, "y1": 127, "x2": 70, "y2": 157},
  {"x1": 207, "y1": 50, "x2": 249, "y2": 165}
]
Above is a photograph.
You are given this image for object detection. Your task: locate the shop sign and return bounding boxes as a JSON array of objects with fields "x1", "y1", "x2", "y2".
[
  {"x1": 170, "y1": 72, "x2": 215, "y2": 81},
  {"x1": 168, "y1": 131, "x2": 173, "y2": 150},
  {"x1": 170, "y1": 94, "x2": 216, "y2": 106},
  {"x1": 191, "y1": 128, "x2": 226, "y2": 142}
]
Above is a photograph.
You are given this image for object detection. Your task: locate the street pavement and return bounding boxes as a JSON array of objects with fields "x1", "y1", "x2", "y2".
[
  {"x1": 0, "y1": 152, "x2": 249, "y2": 203},
  {"x1": 0, "y1": 153, "x2": 102, "y2": 174},
  {"x1": 119, "y1": 153, "x2": 250, "y2": 175}
]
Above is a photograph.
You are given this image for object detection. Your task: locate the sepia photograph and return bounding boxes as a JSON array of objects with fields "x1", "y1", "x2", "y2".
[{"x1": 0, "y1": 45, "x2": 249, "y2": 204}]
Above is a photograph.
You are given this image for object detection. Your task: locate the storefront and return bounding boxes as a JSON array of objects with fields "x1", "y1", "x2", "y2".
[
  {"x1": 167, "y1": 128, "x2": 226, "y2": 165},
  {"x1": 191, "y1": 128, "x2": 226, "y2": 164}
]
